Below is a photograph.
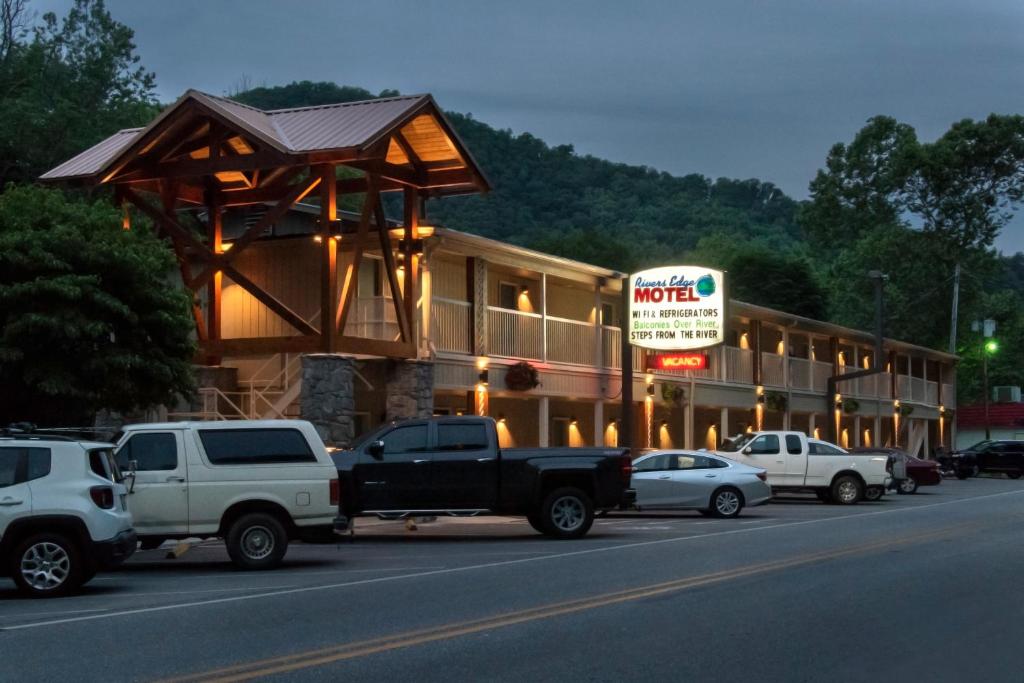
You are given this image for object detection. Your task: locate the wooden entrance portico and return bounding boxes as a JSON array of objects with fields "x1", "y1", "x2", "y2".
[{"x1": 42, "y1": 90, "x2": 489, "y2": 363}]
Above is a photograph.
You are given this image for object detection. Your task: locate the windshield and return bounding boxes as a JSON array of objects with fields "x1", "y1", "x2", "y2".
[
  {"x1": 348, "y1": 427, "x2": 383, "y2": 450},
  {"x1": 719, "y1": 433, "x2": 756, "y2": 453},
  {"x1": 964, "y1": 440, "x2": 993, "y2": 453}
]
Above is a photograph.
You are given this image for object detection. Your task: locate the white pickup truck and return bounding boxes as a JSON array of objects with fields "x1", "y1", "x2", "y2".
[
  {"x1": 717, "y1": 431, "x2": 891, "y2": 504},
  {"x1": 115, "y1": 420, "x2": 347, "y2": 569}
]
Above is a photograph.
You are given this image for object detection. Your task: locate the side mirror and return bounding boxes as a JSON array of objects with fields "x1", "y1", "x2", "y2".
[
  {"x1": 367, "y1": 440, "x2": 385, "y2": 459},
  {"x1": 742, "y1": 446, "x2": 752, "y2": 455},
  {"x1": 125, "y1": 459, "x2": 138, "y2": 494}
]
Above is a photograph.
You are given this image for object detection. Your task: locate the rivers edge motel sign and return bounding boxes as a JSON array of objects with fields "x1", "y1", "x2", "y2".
[{"x1": 628, "y1": 266, "x2": 726, "y2": 352}]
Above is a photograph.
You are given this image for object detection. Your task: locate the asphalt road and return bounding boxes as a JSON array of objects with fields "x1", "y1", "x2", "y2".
[{"x1": 3, "y1": 477, "x2": 1024, "y2": 682}]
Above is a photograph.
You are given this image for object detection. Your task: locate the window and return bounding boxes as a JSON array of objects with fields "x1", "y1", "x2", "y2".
[
  {"x1": 88, "y1": 448, "x2": 120, "y2": 482},
  {"x1": 26, "y1": 448, "x2": 51, "y2": 481},
  {"x1": 438, "y1": 424, "x2": 488, "y2": 451},
  {"x1": 199, "y1": 429, "x2": 315, "y2": 465},
  {"x1": 785, "y1": 435, "x2": 803, "y2": 455},
  {"x1": 118, "y1": 433, "x2": 178, "y2": 471},
  {"x1": 498, "y1": 282, "x2": 518, "y2": 310},
  {"x1": 0, "y1": 448, "x2": 23, "y2": 487},
  {"x1": 634, "y1": 454, "x2": 671, "y2": 472},
  {"x1": 809, "y1": 442, "x2": 845, "y2": 455},
  {"x1": 380, "y1": 424, "x2": 428, "y2": 455},
  {"x1": 674, "y1": 454, "x2": 717, "y2": 470},
  {"x1": 748, "y1": 435, "x2": 780, "y2": 455}
]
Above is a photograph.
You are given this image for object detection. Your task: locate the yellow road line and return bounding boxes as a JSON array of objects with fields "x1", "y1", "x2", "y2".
[{"x1": 165, "y1": 523, "x2": 973, "y2": 683}]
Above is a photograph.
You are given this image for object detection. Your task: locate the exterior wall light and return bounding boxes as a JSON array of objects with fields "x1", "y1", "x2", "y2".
[
  {"x1": 478, "y1": 369, "x2": 489, "y2": 385},
  {"x1": 646, "y1": 384, "x2": 656, "y2": 396}
]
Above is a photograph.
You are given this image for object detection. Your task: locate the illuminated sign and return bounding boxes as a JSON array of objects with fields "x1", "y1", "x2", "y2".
[
  {"x1": 646, "y1": 353, "x2": 708, "y2": 371},
  {"x1": 628, "y1": 266, "x2": 725, "y2": 350}
]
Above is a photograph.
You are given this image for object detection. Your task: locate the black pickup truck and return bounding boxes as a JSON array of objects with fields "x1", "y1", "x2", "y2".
[{"x1": 331, "y1": 416, "x2": 635, "y2": 539}]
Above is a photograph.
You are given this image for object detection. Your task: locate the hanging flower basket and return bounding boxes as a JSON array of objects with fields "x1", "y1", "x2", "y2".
[
  {"x1": 842, "y1": 398, "x2": 860, "y2": 414},
  {"x1": 898, "y1": 404, "x2": 915, "y2": 417},
  {"x1": 765, "y1": 391, "x2": 788, "y2": 412},
  {"x1": 504, "y1": 361, "x2": 540, "y2": 391},
  {"x1": 661, "y1": 382, "x2": 686, "y2": 405}
]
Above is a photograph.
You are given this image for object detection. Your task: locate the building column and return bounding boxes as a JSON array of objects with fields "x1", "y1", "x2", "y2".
[
  {"x1": 593, "y1": 400, "x2": 604, "y2": 447},
  {"x1": 593, "y1": 279, "x2": 604, "y2": 369},
  {"x1": 538, "y1": 396, "x2": 550, "y2": 447},
  {"x1": 385, "y1": 360, "x2": 434, "y2": 422},
  {"x1": 854, "y1": 415, "x2": 861, "y2": 447},
  {"x1": 300, "y1": 354, "x2": 355, "y2": 447},
  {"x1": 809, "y1": 413, "x2": 816, "y2": 439},
  {"x1": 541, "y1": 273, "x2": 548, "y2": 362},
  {"x1": 720, "y1": 407, "x2": 729, "y2": 445},
  {"x1": 469, "y1": 257, "x2": 488, "y2": 356},
  {"x1": 923, "y1": 419, "x2": 930, "y2": 458}
]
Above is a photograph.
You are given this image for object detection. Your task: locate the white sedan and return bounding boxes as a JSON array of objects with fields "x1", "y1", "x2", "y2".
[{"x1": 631, "y1": 451, "x2": 772, "y2": 518}]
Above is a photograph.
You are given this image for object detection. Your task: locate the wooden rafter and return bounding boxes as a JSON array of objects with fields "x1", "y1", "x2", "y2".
[
  {"x1": 159, "y1": 180, "x2": 207, "y2": 340},
  {"x1": 392, "y1": 132, "x2": 425, "y2": 174},
  {"x1": 187, "y1": 174, "x2": 321, "y2": 291},
  {"x1": 122, "y1": 187, "x2": 318, "y2": 338},
  {"x1": 374, "y1": 196, "x2": 412, "y2": 343},
  {"x1": 335, "y1": 175, "x2": 378, "y2": 334}
]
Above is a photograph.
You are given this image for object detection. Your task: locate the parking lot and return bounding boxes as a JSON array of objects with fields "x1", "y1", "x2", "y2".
[{"x1": 3, "y1": 476, "x2": 1024, "y2": 682}]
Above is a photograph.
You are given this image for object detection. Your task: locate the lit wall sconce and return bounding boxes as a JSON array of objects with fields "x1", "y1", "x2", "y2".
[
  {"x1": 939, "y1": 405, "x2": 945, "y2": 414},
  {"x1": 834, "y1": 393, "x2": 843, "y2": 410},
  {"x1": 478, "y1": 368, "x2": 489, "y2": 385},
  {"x1": 220, "y1": 242, "x2": 234, "y2": 251},
  {"x1": 497, "y1": 414, "x2": 507, "y2": 424},
  {"x1": 570, "y1": 416, "x2": 578, "y2": 426},
  {"x1": 756, "y1": 385, "x2": 766, "y2": 403},
  {"x1": 893, "y1": 399, "x2": 900, "y2": 409},
  {"x1": 646, "y1": 384, "x2": 655, "y2": 396}
]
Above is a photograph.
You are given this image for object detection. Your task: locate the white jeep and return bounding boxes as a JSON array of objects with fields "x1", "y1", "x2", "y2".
[
  {"x1": 115, "y1": 420, "x2": 346, "y2": 569},
  {"x1": 1, "y1": 432, "x2": 136, "y2": 597}
]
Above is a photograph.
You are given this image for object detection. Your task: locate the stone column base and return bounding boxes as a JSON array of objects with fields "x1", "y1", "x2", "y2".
[{"x1": 300, "y1": 354, "x2": 356, "y2": 447}]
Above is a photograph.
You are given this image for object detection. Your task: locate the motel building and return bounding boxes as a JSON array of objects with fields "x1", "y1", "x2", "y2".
[{"x1": 42, "y1": 89, "x2": 957, "y2": 456}]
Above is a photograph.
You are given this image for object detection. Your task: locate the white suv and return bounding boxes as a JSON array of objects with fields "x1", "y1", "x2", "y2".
[
  {"x1": 1, "y1": 433, "x2": 136, "y2": 597},
  {"x1": 115, "y1": 420, "x2": 346, "y2": 569}
]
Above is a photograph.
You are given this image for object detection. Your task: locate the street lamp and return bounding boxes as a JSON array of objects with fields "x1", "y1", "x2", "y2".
[{"x1": 978, "y1": 323, "x2": 999, "y2": 440}]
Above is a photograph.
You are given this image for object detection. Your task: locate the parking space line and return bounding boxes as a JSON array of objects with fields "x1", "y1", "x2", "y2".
[{"x1": 5, "y1": 488, "x2": 1021, "y2": 632}]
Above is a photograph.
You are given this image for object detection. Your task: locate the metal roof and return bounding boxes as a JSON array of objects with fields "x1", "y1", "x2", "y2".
[
  {"x1": 40, "y1": 128, "x2": 142, "y2": 181},
  {"x1": 40, "y1": 89, "x2": 481, "y2": 191}
]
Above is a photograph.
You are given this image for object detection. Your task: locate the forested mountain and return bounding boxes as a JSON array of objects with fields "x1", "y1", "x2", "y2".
[{"x1": 232, "y1": 81, "x2": 802, "y2": 274}]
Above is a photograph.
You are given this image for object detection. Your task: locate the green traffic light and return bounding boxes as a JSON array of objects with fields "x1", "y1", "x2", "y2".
[{"x1": 985, "y1": 339, "x2": 999, "y2": 353}]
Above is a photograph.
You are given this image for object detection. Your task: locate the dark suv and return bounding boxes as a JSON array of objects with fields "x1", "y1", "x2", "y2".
[{"x1": 943, "y1": 440, "x2": 1024, "y2": 480}]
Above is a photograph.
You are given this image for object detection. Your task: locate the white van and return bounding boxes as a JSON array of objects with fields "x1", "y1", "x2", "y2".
[{"x1": 115, "y1": 420, "x2": 345, "y2": 569}]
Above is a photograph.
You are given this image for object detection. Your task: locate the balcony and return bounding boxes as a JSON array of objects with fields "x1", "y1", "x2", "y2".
[{"x1": 431, "y1": 298, "x2": 471, "y2": 354}]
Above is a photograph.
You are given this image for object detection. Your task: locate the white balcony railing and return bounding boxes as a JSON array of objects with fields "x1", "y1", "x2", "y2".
[
  {"x1": 726, "y1": 347, "x2": 753, "y2": 383},
  {"x1": 942, "y1": 383, "x2": 955, "y2": 407},
  {"x1": 343, "y1": 296, "x2": 399, "y2": 341},
  {"x1": 761, "y1": 353, "x2": 785, "y2": 387},
  {"x1": 911, "y1": 376, "x2": 925, "y2": 402},
  {"x1": 488, "y1": 307, "x2": 543, "y2": 360},
  {"x1": 812, "y1": 361, "x2": 831, "y2": 393},
  {"x1": 926, "y1": 380, "x2": 939, "y2": 405},
  {"x1": 431, "y1": 298, "x2": 471, "y2": 353},
  {"x1": 789, "y1": 358, "x2": 811, "y2": 390},
  {"x1": 546, "y1": 316, "x2": 596, "y2": 366}
]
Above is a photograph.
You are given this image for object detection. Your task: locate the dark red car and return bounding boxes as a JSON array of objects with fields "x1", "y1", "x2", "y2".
[{"x1": 851, "y1": 447, "x2": 942, "y2": 494}]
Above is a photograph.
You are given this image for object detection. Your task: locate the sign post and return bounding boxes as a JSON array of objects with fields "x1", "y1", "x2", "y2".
[{"x1": 621, "y1": 266, "x2": 726, "y2": 454}]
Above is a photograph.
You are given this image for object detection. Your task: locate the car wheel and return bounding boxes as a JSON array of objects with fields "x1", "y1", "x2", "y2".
[
  {"x1": 831, "y1": 475, "x2": 863, "y2": 505},
  {"x1": 1007, "y1": 472, "x2": 1022, "y2": 480},
  {"x1": 956, "y1": 469, "x2": 971, "y2": 480},
  {"x1": 816, "y1": 490, "x2": 833, "y2": 503},
  {"x1": 226, "y1": 513, "x2": 288, "y2": 570},
  {"x1": 540, "y1": 487, "x2": 594, "y2": 539},
  {"x1": 710, "y1": 487, "x2": 744, "y2": 518},
  {"x1": 898, "y1": 477, "x2": 919, "y2": 494},
  {"x1": 11, "y1": 533, "x2": 85, "y2": 598},
  {"x1": 525, "y1": 512, "x2": 545, "y2": 533},
  {"x1": 864, "y1": 486, "x2": 884, "y2": 502}
]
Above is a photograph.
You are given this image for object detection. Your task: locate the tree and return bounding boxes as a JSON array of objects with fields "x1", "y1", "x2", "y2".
[
  {"x1": 0, "y1": 0, "x2": 158, "y2": 187},
  {"x1": 0, "y1": 185, "x2": 196, "y2": 425},
  {"x1": 906, "y1": 114, "x2": 1024, "y2": 252}
]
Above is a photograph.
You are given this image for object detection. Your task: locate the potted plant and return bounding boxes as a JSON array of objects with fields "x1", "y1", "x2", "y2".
[{"x1": 504, "y1": 361, "x2": 540, "y2": 391}]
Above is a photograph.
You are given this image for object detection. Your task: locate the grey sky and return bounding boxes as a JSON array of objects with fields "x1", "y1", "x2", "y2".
[{"x1": 36, "y1": 0, "x2": 1024, "y2": 253}]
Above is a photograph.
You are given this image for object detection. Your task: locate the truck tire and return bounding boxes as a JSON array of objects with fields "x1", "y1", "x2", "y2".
[
  {"x1": 226, "y1": 513, "x2": 288, "y2": 570},
  {"x1": 955, "y1": 469, "x2": 971, "y2": 480},
  {"x1": 11, "y1": 532, "x2": 86, "y2": 598},
  {"x1": 539, "y1": 487, "x2": 594, "y2": 539},
  {"x1": 1007, "y1": 472, "x2": 1022, "y2": 480},
  {"x1": 526, "y1": 513, "x2": 545, "y2": 533},
  {"x1": 864, "y1": 486, "x2": 884, "y2": 502},
  {"x1": 831, "y1": 475, "x2": 863, "y2": 505},
  {"x1": 709, "y1": 487, "x2": 744, "y2": 518}
]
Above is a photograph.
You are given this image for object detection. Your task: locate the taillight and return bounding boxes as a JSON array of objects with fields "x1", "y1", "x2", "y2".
[
  {"x1": 90, "y1": 486, "x2": 114, "y2": 509},
  {"x1": 621, "y1": 454, "x2": 633, "y2": 484},
  {"x1": 329, "y1": 478, "x2": 340, "y2": 506},
  {"x1": 886, "y1": 457, "x2": 894, "y2": 473},
  {"x1": 756, "y1": 471, "x2": 767, "y2": 482}
]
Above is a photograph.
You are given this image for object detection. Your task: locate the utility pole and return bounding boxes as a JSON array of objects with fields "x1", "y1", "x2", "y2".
[
  {"x1": 948, "y1": 262, "x2": 961, "y2": 354},
  {"x1": 620, "y1": 276, "x2": 633, "y2": 455},
  {"x1": 974, "y1": 318, "x2": 997, "y2": 440}
]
